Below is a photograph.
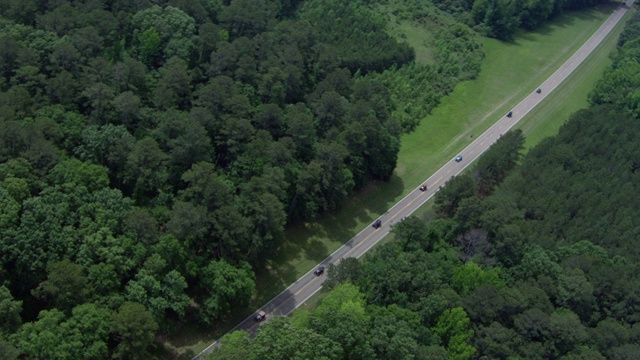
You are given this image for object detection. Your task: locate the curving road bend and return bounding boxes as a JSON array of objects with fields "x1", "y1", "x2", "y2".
[{"x1": 195, "y1": 1, "x2": 633, "y2": 358}]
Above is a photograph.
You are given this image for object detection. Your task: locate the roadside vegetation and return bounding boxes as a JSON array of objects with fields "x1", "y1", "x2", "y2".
[
  {"x1": 206, "y1": 9, "x2": 640, "y2": 359},
  {"x1": 0, "y1": 0, "x2": 628, "y2": 359},
  {"x1": 516, "y1": 6, "x2": 629, "y2": 150}
]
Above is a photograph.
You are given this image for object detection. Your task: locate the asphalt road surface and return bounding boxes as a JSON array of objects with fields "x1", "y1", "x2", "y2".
[{"x1": 195, "y1": 2, "x2": 633, "y2": 358}]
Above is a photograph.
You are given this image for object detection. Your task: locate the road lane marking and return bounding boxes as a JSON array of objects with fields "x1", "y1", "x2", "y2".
[
  {"x1": 194, "y1": 3, "x2": 634, "y2": 357},
  {"x1": 270, "y1": 274, "x2": 325, "y2": 315},
  {"x1": 267, "y1": 186, "x2": 437, "y2": 314}
]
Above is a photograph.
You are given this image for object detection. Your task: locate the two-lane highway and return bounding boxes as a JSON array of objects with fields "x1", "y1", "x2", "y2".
[{"x1": 195, "y1": 1, "x2": 633, "y2": 357}]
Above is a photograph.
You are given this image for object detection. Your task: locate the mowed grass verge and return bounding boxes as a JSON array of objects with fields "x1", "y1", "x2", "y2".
[
  {"x1": 516, "y1": 6, "x2": 633, "y2": 150},
  {"x1": 410, "y1": 4, "x2": 634, "y2": 222},
  {"x1": 396, "y1": 3, "x2": 618, "y2": 188},
  {"x1": 285, "y1": 1, "x2": 633, "y2": 327},
  {"x1": 172, "y1": 4, "x2": 620, "y2": 357}
]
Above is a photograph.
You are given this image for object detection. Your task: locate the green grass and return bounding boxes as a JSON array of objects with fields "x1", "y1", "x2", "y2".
[
  {"x1": 376, "y1": 3, "x2": 438, "y2": 65},
  {"x1": 171, "y1": 4, "x2": 624, "y2": 357},
  {"x1": 516, "y1": 7, "x2": 632, "y2": 150},
  {"x1": 396, "y1": 3, "x2": 619, "y2": 189},
  {"x1": 394, "y1": 20, "x2": 436, "y2": 64}
]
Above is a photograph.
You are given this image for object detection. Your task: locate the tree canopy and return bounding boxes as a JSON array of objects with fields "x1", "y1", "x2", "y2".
[
  {"x1": 209, "y1": 10, "x2": 640, "y2": 360},
  {"x1": 0, "y1": 0, "x2": 621, "y2": 358}
]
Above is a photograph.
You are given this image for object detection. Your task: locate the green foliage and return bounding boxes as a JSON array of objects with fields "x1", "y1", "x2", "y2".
[
  {"x1": 0, "y1": 286, "x2": 22, "y2": 335},
  {"x1": 433, "y1": 307, "x2": 476, "y2": 360},
  {"x1": 32, "y1": 259, "x2": 93, "y2": 312},
  {"x1": 324, "y1": 257, "x2": 363, "y2": 290},
  {"x1": 0, "y1": 0, "x2": 630, "y2": 357},
  {"x1": 198, "y1": 260, "x2": 256, "y2": 323},
  {"x1": 87, "y1": 263, "x2": 120, "y2": 298},
  {"x1": 124, "y1": 137, "x2": 169, "y2": 199},
  {"x1": 205, "y1": 330, "x2": 251, "y2": 360},
  {"x1": 434, "y1": 22, "x2": 485, "y2": 78},
  {"x1": 514, "y1": 245, "x2": 562, "y2": 280},
  {"x1": 77, "y1": 228, "x2": 143, "y2": 278},
  {"x1": 472, "y1": 129, "x2": 525, "y2": 196},
  {"x1": 464, "y1": 284, "x2": 527, "y2": 325},
  {"x1": 219, "y1": 0, "x2": 279, "y2": 39},
  {"x1": 618, "y1": 11, "x2": 640, "y2": 47},
  {"x1": 0, "y1": 186, "x2": 20, "y2": 229},
  {"x1": 548, "y1": 309, "x2": 589, "y2": 356},
  {"x1": 473, "y1": 321, "x2": 522, "y2": 359},
  {"x1": 47, "y1": 158, "x2": 109, "y2": 192},
  {"x1": 130, "y1": 5, "x2": 198, "y2": 64},
  {"x1": 368, "y1": 304, "x2": 422, "y2": 359},
  {"x1": 204, "y1": 317, "x2": 344, "y2": 360},
  {"x1": 590, "y1": 11, "x2": 640, "y2": 118},
  {"x1": 207, "y1": 13, "x2": 640, "y2": 360},
  {"x1": 451, "y1": 261, "x2": 504, "y2": 295},
  {"x1": 153, "y1": 58, "x2": 193, "y2": 110},
  {"x1": 110, "y1": 302, "x2": 159, "y2": 360},
  {"x1": 363, "y1": 62, "x2": 452, "y2": 132},
  {"x1": 250, "y1": 317, "x2": 344, "y2": 360},
  {"x1": 81, "y1": 82, "x2": 115, "y2": 123},
  {"x1": 124, "y1": 261, "x2": 190, "y2": 324},
  {"x1": 299, "y1": 0, "x2": 414, "y2": 74},
  {"x1": 360, "y1": 243, "x2": 460, "y2": 309},
  {"x1": 472, "y1": 0, "x2": 521, "y2": 41},
  {"x1": 10, "y1": 309, "x2": 67, "y2": 359},
  {"x1": 391, "y1": 215, "x2": 429, "y2": 252},
  {"x1": 62, "y1": 304, "x2": 111, "y2": 359},
  {"x1": 308, "y1": 283, "x2": 374, "y2": 360},
  {"x1": 432, "y1": 0, "x2": 610, "y2": 41},
  {"x1": 0, "y1": 339, "x2": 20, "y2": 360},
  {"x1": 10, "y1": 303, "x2": 111, "y2": 359},
  {"x1": 590, "y1": 318, "x2": 633, "y2": 355},
  {"x1": 434, "y1": 174, "x2": 477, "y2": 218},
  {"x1": 34, "y1": 105, "x2": 88, "y2": 152},
  {"x1": 136, "y1": 28, "x2": 162, "y2": 66}
]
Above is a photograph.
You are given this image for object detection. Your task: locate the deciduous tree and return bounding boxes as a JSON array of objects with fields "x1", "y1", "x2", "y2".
[
  {"x1": 32, "y1": 259, "x2": 93, "y2": 312},
  {"x1": 110, "y1": 302, "x2": 159, "y2": 360},
  {"x1": 434, "y1": 175, "x2": 477, "y2": 218},
  {"x1": 198, "y1": 260, "x2": 255, "y2": 323},
  {"x1": 0, "y1": 286, "x2": 22, "y2": 335},
  {"x1": 432, "y1": 307, "x2": 475, "y2": 360}
]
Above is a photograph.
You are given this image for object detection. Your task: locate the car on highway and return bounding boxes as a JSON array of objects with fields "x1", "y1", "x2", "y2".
[
  {"x1": 254, "y1": 310, "x2": 266, "y2": 322},
  {"x1": 507, "y1": 111, "x2": 513, "y2": 118},
  {"x1": 372, "y1": 219, "x2": 382, "y2": 229},
  {"x1": 314, "y1": 266, "x2": 325, "y2": 276},
  {"x1": 536, "y1": 88, "x2": 542, "y2": 94},
  {"x1": 419, "y1": 184, "x2": 427, "y2": 191},
  {"x1": 455, "y1": 155, "x2": 463, "y2": 162}
]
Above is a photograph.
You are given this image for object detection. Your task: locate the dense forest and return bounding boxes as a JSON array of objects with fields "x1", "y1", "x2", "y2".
[
  {"x1": 0, "y1": 0, "x2": 629, "y2": 359},
  {"x1": 206, "y1": 8, "x2": 640, "y2": 360},
  {"x1": 0, "y1": 0, "x2": 473, "y2": 358}
]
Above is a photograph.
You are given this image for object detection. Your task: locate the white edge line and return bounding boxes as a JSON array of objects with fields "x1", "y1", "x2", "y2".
[{"x1": 194, "y1": 4, "x2": 632, "y2": 358}]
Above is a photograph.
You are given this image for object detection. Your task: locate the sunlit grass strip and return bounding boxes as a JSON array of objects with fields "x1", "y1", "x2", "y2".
[{"x1": 174, "y1": 4, "x2": 621, "y2": 356}]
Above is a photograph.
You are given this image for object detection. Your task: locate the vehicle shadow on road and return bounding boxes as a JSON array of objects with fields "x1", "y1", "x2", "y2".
[{"x1": 264, "y1": 173, "x2": 405, "y2": 295}]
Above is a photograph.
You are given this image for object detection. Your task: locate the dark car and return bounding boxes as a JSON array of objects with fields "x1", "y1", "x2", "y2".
[
  {"x1": 255, "y1": 310, "x2": 266, "y2": 322},
  {"x1": 507, "y1": 111, "x2": 513, "y2": 118},
  {"x1": 536, "y1": 88, "x2": 542, "y2": 94},
  {"x1": 419, "y1": 184, "x2": 427, "y2": 191},
  {"x1": 455, "y1": 155, "x2": 463, "y2": 162},
  {"x1": 314, "y1": 266, "x2": 325, "y2": 276},
  {"x1": 372, "y1": 219, "x2": 382, "y2": 229}
]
